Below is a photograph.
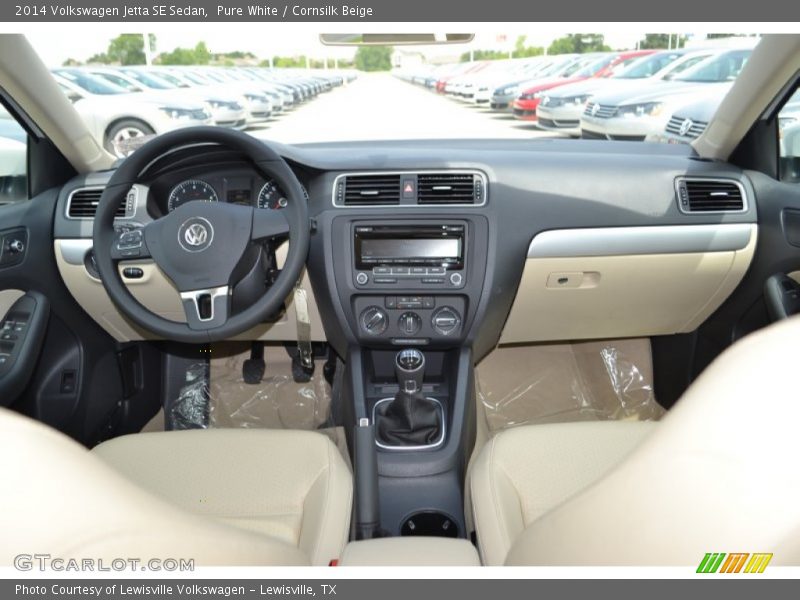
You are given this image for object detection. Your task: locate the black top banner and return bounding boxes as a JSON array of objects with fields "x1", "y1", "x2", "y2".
[{"x1": 3, "y1": 0, "x2": 800, "y2": 22}]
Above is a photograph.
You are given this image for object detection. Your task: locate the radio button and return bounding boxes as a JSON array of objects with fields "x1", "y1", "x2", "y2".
[
  {"x1": 410, "y1": 267, "x2": 426, "y2": 275},
  {"x1": 449, "y1": 272, "x2": 463, "y2": 286},
  {"x1": 374, "y1": 277, "x2": 398, "y2": 284},
  {"x1": 356, "y1": 272, "x2": 369, "y2": 285},
  {"x1": 422, "y1": 278, "x2": 445, "y2": 284},
  {"x1": 427, "y1": 267, "x2": 446, "y2": 275},
  {"x1": 373, "y1": 267, "x2": 391, "y2": 275},
  {"x1": 392, "y1": 267, "x2": 410, "y2": 275}
]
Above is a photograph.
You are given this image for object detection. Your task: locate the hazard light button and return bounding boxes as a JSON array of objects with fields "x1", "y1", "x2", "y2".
[{"x1": 402, "y1": 179, "x2": 415, "y2": 199}]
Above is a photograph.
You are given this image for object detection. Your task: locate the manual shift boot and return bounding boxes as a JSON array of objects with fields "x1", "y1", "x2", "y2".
[{"x1": 377, "y1": 390, "x2": 441, "y2": 446}]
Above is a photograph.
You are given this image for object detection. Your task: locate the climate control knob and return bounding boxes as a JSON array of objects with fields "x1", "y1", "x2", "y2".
[
  {"x1": 398, "y1": 311, "x2": 422, "y2": 336},
  {"x1": 360, "y1": 306, "x2": 389, "y2": 336},
  {"x1": 431, "y1": 307, "x2": 461, "y2": 336}
]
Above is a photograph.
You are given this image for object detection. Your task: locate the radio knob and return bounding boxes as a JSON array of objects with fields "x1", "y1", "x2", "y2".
[
  {"x1": 449, "y1": 272, "x2": 463, "y2": 286},
  {"x1": 398, "y1": 311, "x2": 422, "y2": 336},
  {"x1": 360, "y1": 306, "x2": 388, "y2": 336},
  {"x1": 356, "y1": 272, "x2": 369, "y2": 285},
  {"x1": 432, "y1": 307, "x2": 461, "y2": 336}
]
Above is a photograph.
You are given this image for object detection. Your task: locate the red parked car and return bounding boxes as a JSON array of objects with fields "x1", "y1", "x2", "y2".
[
  {"x1": 435, "y1": 61, "x2": 489, "y2": 94},
  {"x1": 512, "y1": 49, "x2": 655, "y2": 121}
]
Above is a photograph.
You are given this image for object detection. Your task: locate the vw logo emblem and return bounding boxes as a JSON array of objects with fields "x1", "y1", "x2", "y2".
[
  {"x1": 591, "y1": 103, "x2": 600, "y2": 116},
  {"x1": 679, "y1": 118, "x2": 694, "y2": 136},
  {"x1": 178, "y1": 217, "x2": 214, "y2": 252}
]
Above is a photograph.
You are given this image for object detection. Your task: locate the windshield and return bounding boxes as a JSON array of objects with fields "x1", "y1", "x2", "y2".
[
  {"x1": 28, "y1": 31, "x2": 762, "y2": 155},
  {"x1": 674, "y1": 50, "x2": 751, "y2": 82},
  {"x1": 122, "y1": 69, "x2": 175, "y2": 90},
  {"x1": 615, "y1": 52, "x2": 683, "y2": 79},
  {"x1": 52, "y1": 69, "x2": 127, "y2": 95}
]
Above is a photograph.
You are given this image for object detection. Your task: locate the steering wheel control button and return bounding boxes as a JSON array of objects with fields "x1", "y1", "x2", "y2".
[
  {"x1": 432, "y1": 307, "x2": 461, "y2": 336},
  {"x1": 116, "y1": 229, "x2": 143, "y2": 250},
  {"x1": 356, "y1": 272, "x2": 369, "y2": 285},
  {"x1": 360, "y1": 306, "x2": 389, "y2": 336},
  {"x1": 449, "y1": 272, "x2": 463, "y2": 286},
  {"x1": 398, "y1": 312, "x2": 422, "y2": 336},
  {"x1": 177, "y1": 217, "x2": 214, "y2": 253}
]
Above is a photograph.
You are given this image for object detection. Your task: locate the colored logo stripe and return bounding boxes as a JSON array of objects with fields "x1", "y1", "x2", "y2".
[
  {"x1": 697, "y1": 553, "x2": 773, "y2": 573},
  {"x1": 744, "y1": 554, "x2": 773, "y2": 573}
]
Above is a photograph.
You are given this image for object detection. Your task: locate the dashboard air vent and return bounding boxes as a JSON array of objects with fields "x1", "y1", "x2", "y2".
[
  {"x1": 417, "y1": 173, "x2": 479, "y2": 205},
  {"x1": 67, "y1": 187, "x2": 128, "y2": 218},
  {"x1": 342, "y1": 174, "x2": 401, "y2": 205},
  {"x1": 677, "y1": 178, "x2": 746, "y2": 213}
]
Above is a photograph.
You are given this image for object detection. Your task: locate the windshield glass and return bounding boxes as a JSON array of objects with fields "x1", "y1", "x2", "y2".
[
  {"x1": 615, "y1": 52, "x2": 683, "y2": 79},
  {"x1": 674, "y1": 50, "x2": 751, "y2": 82},
  {"x1": 52, "y1": 69, "x2": 127, "y2": 95},
  {"x1": 28, "y1": 31, "x2": 762, "y2": 155},
  {"x1": 122, "y1": 70, "x2": 174, "y2": 89}
]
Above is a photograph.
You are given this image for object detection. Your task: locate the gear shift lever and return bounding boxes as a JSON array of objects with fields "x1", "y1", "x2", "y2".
[
  {"x1": 376, "y1": 349, "x2": 442, "y2": 447},
  {"x1": 395, "y1": 349, "x2": 425, "y2": 393}
]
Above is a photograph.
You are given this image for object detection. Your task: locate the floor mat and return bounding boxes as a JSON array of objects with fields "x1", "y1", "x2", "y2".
[{"x1": 476, "y1": 338, "x2": 665, "y2": 434}]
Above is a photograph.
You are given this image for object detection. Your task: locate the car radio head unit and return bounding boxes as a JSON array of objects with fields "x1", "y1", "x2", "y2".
[{"x1": 353, "y1": 223, "x2": 466, "y2": 289}]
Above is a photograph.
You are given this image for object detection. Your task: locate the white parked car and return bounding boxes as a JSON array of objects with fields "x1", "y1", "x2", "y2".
[
  {"x1": 536, "y1": 49, "x2": 716, "y2": 137},
  {"x1": 580, "y1": 48, "x2": 752, "y2": 141},
  {"x1": 52, "y1": 69, "x2": 212, "y2": 157}
]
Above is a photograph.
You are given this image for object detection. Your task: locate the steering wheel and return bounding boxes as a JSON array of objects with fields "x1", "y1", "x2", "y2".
[{"x1": 93, "y1": 127, "x2": 309, "y2": 343}]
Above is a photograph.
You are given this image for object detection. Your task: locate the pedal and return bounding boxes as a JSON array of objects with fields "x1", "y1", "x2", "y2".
[
  {"x1": 291, "y1": 348, "x2": 314, "y2": 383},
  {"x1": 242, "y1": 342, "x2": 265, "y2": 384}
]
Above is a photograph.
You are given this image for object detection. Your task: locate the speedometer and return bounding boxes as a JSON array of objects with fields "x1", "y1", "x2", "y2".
[
  {"x1": 167, "y1": 180, "x2": 219, "y2": 212},
  {"x1": 257, "y1": 180, "x2": 288, "y2": 210}
]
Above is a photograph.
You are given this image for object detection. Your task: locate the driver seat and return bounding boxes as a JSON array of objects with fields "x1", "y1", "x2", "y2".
[{"x1": 0, "y1": 415, "x2": 352, "y2": 566}]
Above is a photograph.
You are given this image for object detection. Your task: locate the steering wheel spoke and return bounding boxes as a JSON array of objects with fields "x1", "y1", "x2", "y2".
[
  {"x1": 252, "y1": 208, "x2": 291, "y2": 241},
  {"x1": 110, "y1": 227, "x2": 151, "y2": 261},
  {"x1": 179, "y1": 285, "x2": 231, "y2": 330}
]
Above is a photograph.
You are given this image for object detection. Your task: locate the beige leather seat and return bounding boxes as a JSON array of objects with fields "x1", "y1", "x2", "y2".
[
  {"x1": 472, "y1": 316, "x2": 800, "y2": 566},
  {"x1": 0, "y1": 413, "x2": 352, "y2": 566}
]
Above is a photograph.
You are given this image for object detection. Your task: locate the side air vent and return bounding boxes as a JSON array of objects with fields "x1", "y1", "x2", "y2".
[
  {"x1": 67, "y1": 187, "x2": 130, "y2": 219},
  {"x1": 417, "y1": 173, "x2": 480, "y2": 205},
  {"x1": 676, "y1": 178, "x2": 747, "y2": 213},
  {"x1": 341, "y1": 174, "x2": 401, "y2": 206}
]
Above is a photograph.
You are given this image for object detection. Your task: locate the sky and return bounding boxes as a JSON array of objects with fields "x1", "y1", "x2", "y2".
[{"x1": 8, "y1": 24, "x2": 683, "y2": 66}]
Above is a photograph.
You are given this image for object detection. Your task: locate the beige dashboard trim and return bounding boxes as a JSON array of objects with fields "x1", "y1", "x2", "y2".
[
  {"x1": 54, "y1": 240, "x2": 326, "y2": 342},
  {"x1": 500, "y1": 224, "x2": 757, "y2": 344}
]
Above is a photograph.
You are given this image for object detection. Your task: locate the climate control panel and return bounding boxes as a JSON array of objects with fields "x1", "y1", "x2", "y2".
[{"x1": 353, "y1": 295, "x2": 465, "y2": 345}]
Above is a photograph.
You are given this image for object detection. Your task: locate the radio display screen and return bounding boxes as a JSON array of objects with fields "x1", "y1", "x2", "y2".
[
  {"x1": 354, "y1": 224, "x2": 465, "y2": 269},
  {"x1": 361, "y1": 238, "x2": 460, "y2": 261}
]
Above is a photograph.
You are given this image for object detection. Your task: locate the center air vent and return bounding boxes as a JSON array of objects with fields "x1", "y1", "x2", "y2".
[
  {"x1": 418, "y1": 173, "x2": 479, "y2": 205},
  {"x1": 67, "y1": 187, "x2": 130, "y2": 219},
  {"x1": 340, "y1": 174, "x2": 401, "y2": 206},
  {"x1": 676, "y1": 178, "x2": 746, "y2": 213},
  {"x1": 333, "y1": 171, "x2": 487, "y2": 207}
]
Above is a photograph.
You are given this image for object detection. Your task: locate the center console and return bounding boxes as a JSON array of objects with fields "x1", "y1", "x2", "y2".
[{"x1": 310, "y1": 171, "x2": 492, "y2": 542}]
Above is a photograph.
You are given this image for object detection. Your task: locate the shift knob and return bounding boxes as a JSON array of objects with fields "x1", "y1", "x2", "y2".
[{"x1": 395, "y1": 349, "x2": 425, "y2": 393}]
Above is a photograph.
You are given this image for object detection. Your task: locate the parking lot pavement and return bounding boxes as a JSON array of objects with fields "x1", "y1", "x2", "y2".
[{"x1": 248, "y1": 72, "x2": 561, "y2": 144}]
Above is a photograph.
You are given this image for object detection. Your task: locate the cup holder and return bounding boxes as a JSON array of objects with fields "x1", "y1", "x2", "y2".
[{"x1": 400, "y1": 511, "x2": 459, "y2": 538}]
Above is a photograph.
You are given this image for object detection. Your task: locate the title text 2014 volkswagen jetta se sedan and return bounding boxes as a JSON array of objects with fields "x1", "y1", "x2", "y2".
[{"x1": 1, "y1": 33, "x2": 800, "y2": 567}]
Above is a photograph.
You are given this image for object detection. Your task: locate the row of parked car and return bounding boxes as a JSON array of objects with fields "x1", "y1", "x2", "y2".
[
  {"x1": 50, "y1": 66, "x2": 357, "y2": 156},
  {"x1": 395, "y1": 42, "x2": 796, "y2": 145}
]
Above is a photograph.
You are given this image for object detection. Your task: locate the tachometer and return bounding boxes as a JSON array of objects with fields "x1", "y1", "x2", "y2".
[
  {"x1": 257, "y1": 180, "x2": 288, "y2": 210},
  {"x1": 167, "y1": 180, "x2": 219, "y2": 212}
]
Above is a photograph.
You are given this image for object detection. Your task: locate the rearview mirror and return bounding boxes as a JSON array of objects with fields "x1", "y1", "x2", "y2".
[{"x1": 319, "y1": 33, "x2": 474, "y2": 46}]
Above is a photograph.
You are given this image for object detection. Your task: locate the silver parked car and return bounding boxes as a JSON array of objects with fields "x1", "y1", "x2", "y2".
[
  {"x1": 580, "y1": 48, "x2": 752, "y2": 141},
  {"x1": 536, "y1": 49, "x2": 715, "y2": 137},
  {"x1": 51, "y1": 69, "x2": 211, "y2": 157}
]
